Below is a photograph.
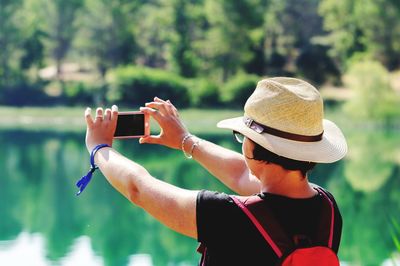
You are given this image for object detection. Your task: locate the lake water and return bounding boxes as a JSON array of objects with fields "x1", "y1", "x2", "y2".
[{"x1": 0, "y1": 128, "x2": 399, "y2": 266}]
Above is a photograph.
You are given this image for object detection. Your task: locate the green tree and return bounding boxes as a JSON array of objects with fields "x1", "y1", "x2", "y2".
[
  {"x1": 170, "y1": 0, "x2": 204, "y2": 78},
  {"x1": 0, "y1": 0, "x2": 48, "y2": 105},
  {"x1": 343, "y1": 60, "x2": 400, "y2": 121},
  {"x1": 133, "y1": 2, "x2": 173, "y2": 69},
  {"x1": 35, "y1": 0, "x2": 83, "y2": 78},
  {"x1": 0, "y1": 0, "x2": 24, "y2": 88},
  {"x1": 20, "y1": 30, "x2": 46, "y2": 71},
  {"x1": 319, "y1": 0, "x2": 400, "y2": 70},
  {"x1": 203, "y1": 0, "x2": 267, "y2": 81},
  {"x1": 107, "y1": 66, "x2": 191, "y2": 108},
  {"x1": 18, "y1": 0, "x2": 48, "y2": 72},
  {"x1": 263, "y1": 0, "x2": 336, "y2": 82},
  {"x1": 78, "y1": 0, "x2": 140, "y2": 78}
]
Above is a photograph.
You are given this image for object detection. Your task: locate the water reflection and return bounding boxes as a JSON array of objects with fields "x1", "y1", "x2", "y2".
[
  {"x1": 344, "y1": 129, "x2": 398, "y2": 192},
  {"x1": 0, "y1": 233, "x2": 103, "y2": 266},
  {"x1": 0, "y1": 129, "x2": 399, "y2": 265},
  {"x1": 332, "y1": 128, "x2": 400, "y2": 265}
]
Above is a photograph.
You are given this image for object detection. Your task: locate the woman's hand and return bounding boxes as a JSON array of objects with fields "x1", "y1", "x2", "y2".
[
  {"x1": 85, "y1": 105, "x2": 118, "y2": 153},
  {"x1": 139, "y1": 97, "x2": 189, "y2": 150}
]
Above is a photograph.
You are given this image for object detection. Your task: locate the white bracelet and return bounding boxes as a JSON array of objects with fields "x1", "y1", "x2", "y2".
[
  {"x1": 181, "y1": 134, "x2": 193, "y2": 157},
  {"x1": 181, "y1": 134, "x2": 199, "y2": 159},
  {"x1": 187, "y1": 140, "x2": 199, "y2": 159}
]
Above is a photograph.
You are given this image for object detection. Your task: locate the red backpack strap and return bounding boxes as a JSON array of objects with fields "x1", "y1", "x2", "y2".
[
  {"x1": 231, "y1": 189, "x2": 336, "y2": 256},
  {"x1": 231, "y1": 195, "x2": 292, "y2": 258},
  {"x1": 313, "y1": 187, "x2": 335, "y2": 248},
  {"x1": 197, "y1": 243, "x2": 207, "y2": 266}
]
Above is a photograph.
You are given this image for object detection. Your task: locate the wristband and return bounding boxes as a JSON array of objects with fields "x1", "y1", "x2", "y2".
[{"x1": 76, "y1": 144, "x2": 111, "y2": 196}]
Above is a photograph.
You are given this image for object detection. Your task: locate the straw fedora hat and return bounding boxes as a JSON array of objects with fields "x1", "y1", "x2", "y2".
[{"x1": 217, "y1": 77, "x2": 347, "y2": 163}]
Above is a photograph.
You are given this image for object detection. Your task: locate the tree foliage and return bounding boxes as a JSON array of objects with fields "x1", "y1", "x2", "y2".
[
  {"x1": 319, "y1": 0, "x2": 400, "y2": 70},
  {"x1": 343, "y1": 60, "x2": 400, "y2": 120},
  {"x1": 0, "y1": 0, "x2": 25, "y2": 87},
  {"x1": 1, "y1": 0, "x2": 400, "y2": 108},
  {"x1": 202, "y1": 0, "x2": 267, "y2": 81},
  {"x1": 221, "y1": 73, "x2": 259, "y2": 107},
  {"x1": 77, "y1": 0, "x2": 140, "y2": 77},
  {"x1": 33, "y1": 0, "x2": 84, "y2": 76},
  {"x1": 107, "y1": 66, "x2": 191, "y2": 108}
]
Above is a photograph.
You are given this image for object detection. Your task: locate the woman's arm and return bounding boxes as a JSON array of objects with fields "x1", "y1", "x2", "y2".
[
  {"x1": 95, "y1": 146, "x2": 198, "y2": 238},
  {"x1": 85, "y1": 106, "x2": 198, "y2": 239},
  {"x1": 182, "y1": 136, "x2": 261, "y2": 195},
  {"x1": 139, "y1": 98, "x2": 261, "y2": 195}
]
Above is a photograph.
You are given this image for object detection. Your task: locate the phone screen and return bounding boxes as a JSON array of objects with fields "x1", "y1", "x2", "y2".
[{"x1": 114, "y1": 113, "x2": 145, "y2": 137}]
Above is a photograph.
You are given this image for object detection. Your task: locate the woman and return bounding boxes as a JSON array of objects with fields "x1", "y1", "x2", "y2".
[{"x1": 83, "y1": 77, "x2": 347, "y2": 265}]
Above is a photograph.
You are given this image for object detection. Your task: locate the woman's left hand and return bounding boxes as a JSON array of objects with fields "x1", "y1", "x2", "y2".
[
  {"x1": 85, "y1": 105, "x2": 118, "y2": 153},
  {"x1": 139, "y1": 97, "x2": 189, "y2": 150}
]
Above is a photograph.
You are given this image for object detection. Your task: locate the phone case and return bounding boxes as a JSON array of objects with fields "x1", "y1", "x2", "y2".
[{"x1": 114, "y1": 111, "x2": 150, "y2": 139}]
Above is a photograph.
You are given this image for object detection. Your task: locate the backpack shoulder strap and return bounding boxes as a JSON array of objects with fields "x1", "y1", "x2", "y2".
[
  {"x1": 231, "y1": 188, "x2": 337, "y2": 256},
  {"x1": 230, "y1": 195, "x2": 292, "y2": 258},
  {"x1": 313, "y1": 186, "x2": 336, "y2": 248}
]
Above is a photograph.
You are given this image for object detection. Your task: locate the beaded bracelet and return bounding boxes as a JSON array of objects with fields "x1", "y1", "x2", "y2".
[
  {"x1": 187, "y1": 140, "x2": 199, "y2": 159},
  {"x1": 76, "y1": 143, "x2": 111, "y2": 196},
  {"x1": 181, "y1": 134, "x2": 199, "y2": 159}
]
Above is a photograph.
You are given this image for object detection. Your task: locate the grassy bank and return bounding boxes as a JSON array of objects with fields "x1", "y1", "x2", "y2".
[
  {"x1": 1, "y1": 105, "x2": 398, "y2": 134},
  {"x1": 0, "y1": 106, "x2": 243, "y2": 134},
  {"x1": 0, "y1": 106, "x2": 85, "y2": 132}
]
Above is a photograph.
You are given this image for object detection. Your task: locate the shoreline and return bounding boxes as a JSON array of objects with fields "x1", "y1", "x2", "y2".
[
  {"x1": 0, "y1": 106, "x2": 399, "y2": 133},
  {"x1": 0, "y1": 106, "x2": 243, "y2": 134}
]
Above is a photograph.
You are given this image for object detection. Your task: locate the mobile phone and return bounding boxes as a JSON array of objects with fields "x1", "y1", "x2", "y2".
[{"x1": 114, "y1": 111, "x2": 150, "y2": 139}]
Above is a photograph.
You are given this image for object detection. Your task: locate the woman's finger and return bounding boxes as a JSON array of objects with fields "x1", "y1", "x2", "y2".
[
  {"x1": 144, "y1": 102, "x2": 168, "y2": 114},
  {"x1": 154, "y1": 97, "x2": 168, "y2": 103},
  {"x1": 111, "y1": 105, "x2": 118, "y2": 123},
  {"x1": 139, "y1": 135, "x2": 162, "y2": 145},
  {"x1": 166, "y1": 99, "x2": 179, "y2": 116},
  {"x1": 95, "y1": 107, "x2": 104, "y2": 122},
  {"x1": 104, "y1": 108, "x2": 112, "y2": 121},
  {"x1": 85, "y1": 107, "x2": 94, "y2": 128},
  {"x1": 151, "y1": 98, "x2": 176, "y2": 116},
  {"x1": 140, "y1": 106, "x2": 163, "y2": 123}
]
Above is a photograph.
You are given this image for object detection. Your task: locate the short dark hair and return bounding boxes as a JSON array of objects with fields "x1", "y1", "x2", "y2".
[{"x1": 252, "y1": 141, "x2": 316, "y2": 177}]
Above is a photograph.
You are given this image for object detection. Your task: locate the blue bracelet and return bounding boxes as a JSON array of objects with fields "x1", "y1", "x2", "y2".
[{"x1": 76, "y1": 144, "x2": 111, "y2": 196}]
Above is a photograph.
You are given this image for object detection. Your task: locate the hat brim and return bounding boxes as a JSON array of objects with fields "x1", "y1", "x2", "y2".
[{"x1": 217, "y1": 117, "x2": 347, "y2": 163}]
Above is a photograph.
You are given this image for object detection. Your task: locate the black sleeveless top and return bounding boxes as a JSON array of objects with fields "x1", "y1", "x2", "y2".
[{"x1": 196, "y1": 189, "x2": 342, "y2": 265}]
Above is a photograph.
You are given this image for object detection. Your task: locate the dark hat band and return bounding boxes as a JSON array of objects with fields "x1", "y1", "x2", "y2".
[{"x1": 243, "y1": 117, "x2": 323, "y2": 142}]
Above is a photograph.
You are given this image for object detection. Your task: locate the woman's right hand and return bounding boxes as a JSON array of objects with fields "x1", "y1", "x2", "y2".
[
  {"x1": 139, "y1": 97, "x2": 190, "y2": 150},
  {"x1": 84, "y1": 105, "x2": 118, "y2": 153}
]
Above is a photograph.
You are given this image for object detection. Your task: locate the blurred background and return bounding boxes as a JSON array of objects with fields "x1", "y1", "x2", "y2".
[{"x1": 1, "y1": 0, "x2": 400, "y2": 265}]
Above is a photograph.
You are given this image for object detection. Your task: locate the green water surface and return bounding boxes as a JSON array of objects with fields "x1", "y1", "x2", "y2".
[{"x1": 0, "y1": 127, "x2": 399, "y2": 266}]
